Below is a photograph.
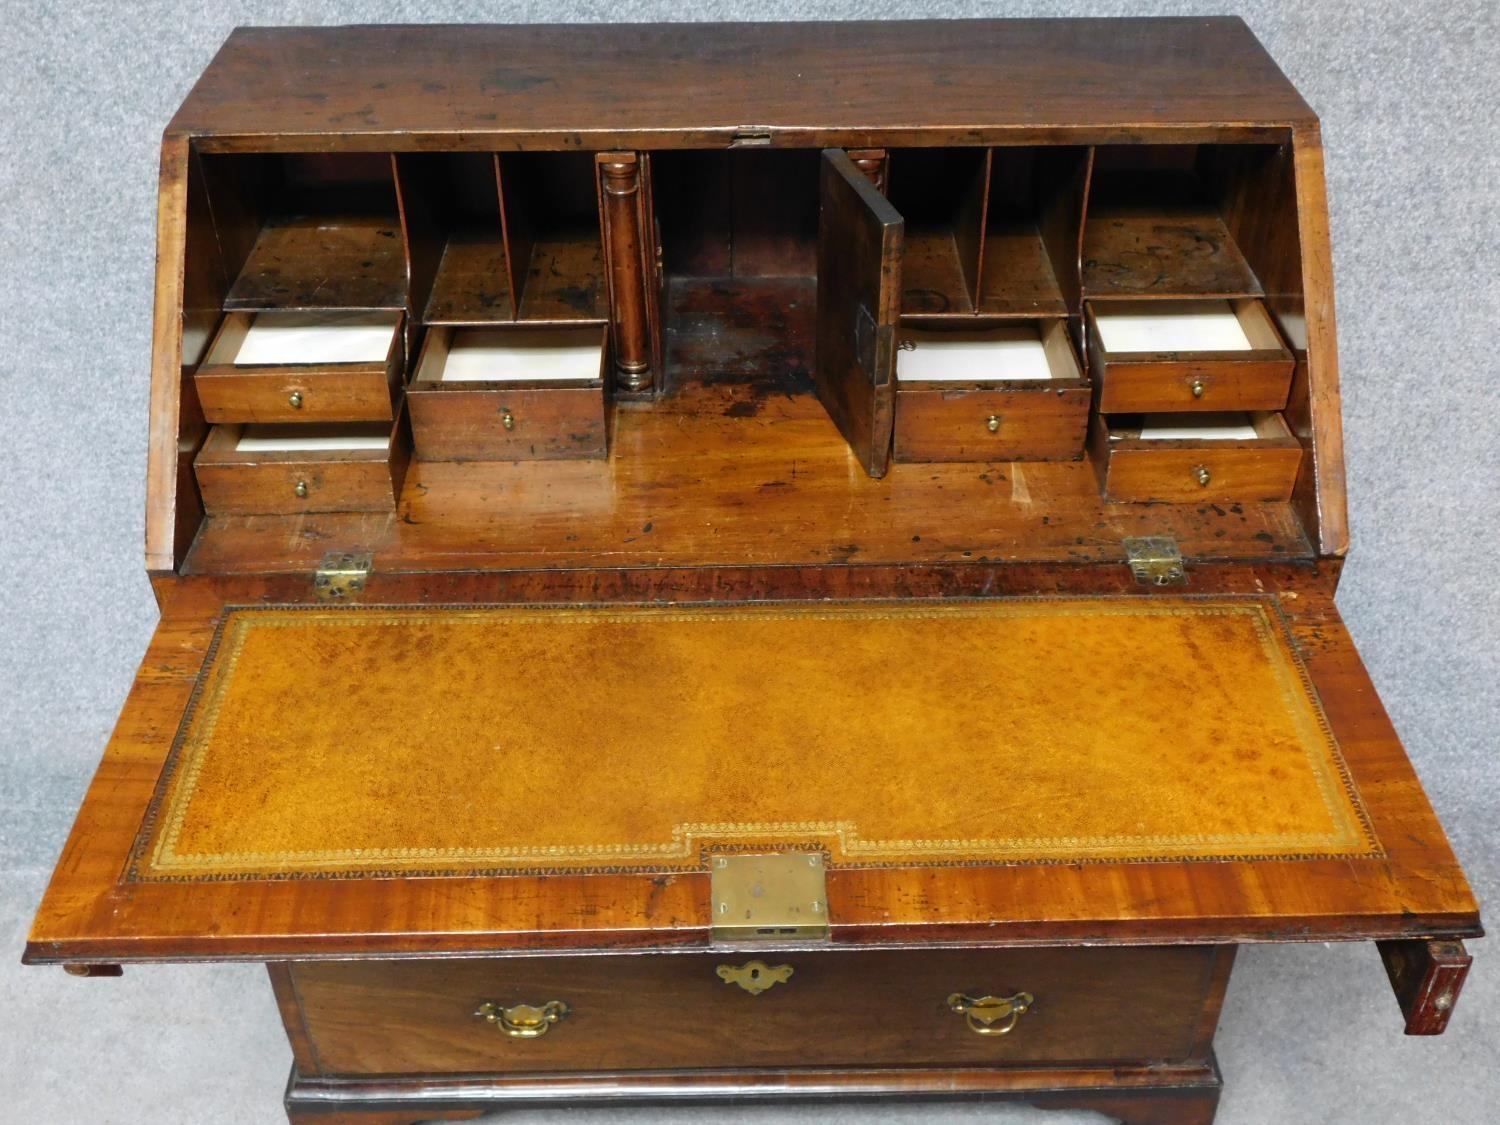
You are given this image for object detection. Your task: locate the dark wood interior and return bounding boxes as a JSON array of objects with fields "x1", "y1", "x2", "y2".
[
  {"x1": 171, "y1": 133, "x2": 1320, "y2": 573},
  {"x1": 203, "y1": 152, "x2": 407, "y2": 311},
  {"x1": 1083, "y1": 144, "x2": 1291, "y2": 300}
]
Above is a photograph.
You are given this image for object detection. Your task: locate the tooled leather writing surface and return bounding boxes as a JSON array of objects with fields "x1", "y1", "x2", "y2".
[{"x1": 131, "y1": 596, "x2": 1374, "y2": 881}]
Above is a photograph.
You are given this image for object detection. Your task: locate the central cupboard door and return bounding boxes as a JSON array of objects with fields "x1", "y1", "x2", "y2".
[{"x1": 815, "y1": 148, "x2": 904, "y2": 477}]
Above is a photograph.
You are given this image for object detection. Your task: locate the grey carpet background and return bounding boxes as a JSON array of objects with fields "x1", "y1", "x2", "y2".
[{"x1": 1, "y1": 2, "x2": 1495, "y2": 1122}]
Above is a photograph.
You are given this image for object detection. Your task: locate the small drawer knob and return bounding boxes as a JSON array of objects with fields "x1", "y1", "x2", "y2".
[
  {"x1": 947, "y1": 991, "x2": 1034, "y2": 1036},
  {"x1": 500, "y1": 407, "x2": 516, "y2": 430},
  {"x1": 294, "y1": 479, "x2": 310, "y2": 499},
  {"x1": 985, "y1": 414, "x2": 1001, "y2": 433},
  {"x1": 288, "y1": 391, "x2": 304, "y2": 409},
  {"x1": 1194, "y1": 466, "x2": 1212, "y2": 487},
  {"x1": 474, "y1": 999, "x2": 569, "y2": 1039},
  {"x1": 1190, "y1": 379, "x2": 1206, "y2": 399}
]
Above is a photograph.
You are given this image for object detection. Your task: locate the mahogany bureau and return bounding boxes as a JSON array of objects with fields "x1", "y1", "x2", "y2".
[{"x1": 26, "y1": 18, "x2": 1481, "y2": 1125}]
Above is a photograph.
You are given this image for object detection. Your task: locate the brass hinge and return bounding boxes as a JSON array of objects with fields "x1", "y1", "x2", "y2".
[
  {"x1": 313, "y1": 550, "x2": 373, "y2": 601},
  {"x1": 710, "y1": 852, "x2": 829, "y2": 942},
  {"x1": 1123, "y1": 536, "x2": 1187, "y2": 587}
]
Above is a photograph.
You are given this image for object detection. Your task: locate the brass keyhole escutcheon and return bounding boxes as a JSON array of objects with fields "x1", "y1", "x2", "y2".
[
  {"x1": 947, "y1": 991, "x2": 1034, "y2": 1036},
  {"x1": 500, "y1": 408, "x2": 515, "y2": 431},
  {"x1": 717, "y1": 960, "x2": 794, "y2": 995},
  {"x1": 293, "y1": 479, "x2": 310, "y2": 499},
  {"x1": 1190, "y1": 378, "x2": 1206, "y2": 399},
  {"x1": 986, "y1": 414, "x2": 1001, "y2": 433},
  {"x1": 288, "y1": 390, "x2": 304, "y2": 409},
  {"x1": 1194, "y1": 466, "x2": 1212, "y2": 487},
  {"x1": 474, "y1": 999, "x2": 570, "y2": 1039}
]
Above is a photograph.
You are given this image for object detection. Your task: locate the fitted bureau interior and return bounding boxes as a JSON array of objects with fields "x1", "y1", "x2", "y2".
[{"x1": 175, "y1": 138, "x2": 1318, "y2": 574}]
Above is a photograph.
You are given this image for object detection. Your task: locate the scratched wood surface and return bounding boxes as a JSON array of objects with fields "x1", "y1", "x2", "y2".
[
  {"x1": 181, "y1": 376, "x2": 1314, "y2": 574},
  {"x1": 168, "y1": 20, "x2": 1315, "y2": 148}
]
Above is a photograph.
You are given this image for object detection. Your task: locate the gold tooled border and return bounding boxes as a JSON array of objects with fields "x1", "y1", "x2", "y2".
[{"x1": 127, "y1": 596, "x2": 1382, "y2": 883}]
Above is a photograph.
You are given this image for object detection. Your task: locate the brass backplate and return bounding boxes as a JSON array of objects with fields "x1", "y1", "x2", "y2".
[{"x1": 710, "y1": 852, "x2": 829, "y2": 941}]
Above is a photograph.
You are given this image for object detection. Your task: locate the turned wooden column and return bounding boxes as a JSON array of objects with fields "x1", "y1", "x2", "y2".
[
  {"x1": 596, "y1": 152, "x2": 656, "y2": 395},
  {"x1": 847, "y1": 148, "x2": 889, "y2": 193}
]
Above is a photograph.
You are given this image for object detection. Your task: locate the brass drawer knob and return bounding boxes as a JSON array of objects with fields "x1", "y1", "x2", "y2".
[
  {"x1": 1194, "y1": 465, "x2": 1212, "y2": 487},
  {"x1": 474, "y1": 999, "x2": 570, "y2": 1039},
  {"x1": 947, "y1": 991, "x2": 1033, "y2": 1036},
  {"x1": 1190, "y1": 378, "x2": 1206, "y2": 399},
  {"x1": 986, "y1": 414, "x2": 1001, "y2": 433},
  {"x1": 716, "y1": 960, "x2": 794, "y2": 995},
  {"x1": 288, "y1": 390, "x2": 304, "y2": 409},
  {"x1": 293, "y1": 479, "x2": 310, "y2": 499},
  {"x1": 500, "y1": 407, "x2": 515, "y2": 430}
]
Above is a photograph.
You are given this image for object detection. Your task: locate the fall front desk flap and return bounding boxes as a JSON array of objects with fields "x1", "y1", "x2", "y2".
[{"x1": 28, "y1": 592, "x2": 1478, "y2": 960}]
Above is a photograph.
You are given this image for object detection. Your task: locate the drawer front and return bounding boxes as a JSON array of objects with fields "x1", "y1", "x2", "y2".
[
  {"x1": 1095, "y1": 358, "x2": 1293, "y2": 414},
  {"x1": 195, "y1": 456, "x2": 402, "y2": 514},
  {"x1": 196, "y1": 365, "x2": 399, "y2": 424},
  {"x1": 291, "y1": 946, "x2": 1224, "y2": 1076},
  {"x1": 408, "y1": 384, "x2": 606, "y2": 461},
  {"x1": 893, "y1": 386, "x2": 1089, "y2": 462},
  {"x1": 1100, "y1": 444, "x2": 1302, "y2": 503}
]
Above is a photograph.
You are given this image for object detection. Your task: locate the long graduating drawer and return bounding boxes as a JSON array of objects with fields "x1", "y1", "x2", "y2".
[{"x1": 291, "y1": 946, "x2": 1228, "y2": 1075}]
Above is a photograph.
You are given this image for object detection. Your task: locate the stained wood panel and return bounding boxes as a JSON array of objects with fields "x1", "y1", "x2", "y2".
[
  {"x1": 167, "y1": 20, "x2": 1315, "y2": 147},
  {"x1": 814, "y1": 149, "x2": 904, "y2": 477}
]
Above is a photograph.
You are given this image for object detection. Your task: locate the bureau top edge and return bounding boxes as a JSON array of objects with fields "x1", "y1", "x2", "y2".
[{"x1": 166, "y1": 18, "x2": 1318, "y2": 144}]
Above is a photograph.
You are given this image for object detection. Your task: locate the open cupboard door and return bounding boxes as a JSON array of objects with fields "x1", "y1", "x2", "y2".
[
  {"x1": 27, "y1": 573, "x2": 1478, "y2": 975},
  {"x1": 815, "y1": 149, "x2": 904, "y2": 477}
]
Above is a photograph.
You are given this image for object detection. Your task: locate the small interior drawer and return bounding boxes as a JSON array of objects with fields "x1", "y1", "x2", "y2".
[
  {"x1": 1090, "y1": 410, "x2": 1302, "y2": 503},
  {"x1": 893, "y1": 320, "x2": 1089, "y2": 461},
  {"x1": 407, "y1": 325, "x2": 608, "y2": 461},
  {"x1": 289, "y1": 945, "x2": 1224, "y2": 1076},
  {"x1": 1085, "y1": 298, "x2": 1293, "y2": 413},
  {"x1": 193, "y1": 411, "x2": 411, "y2": 515},
  {"x1": 193, "y1": 310, "x2": 405, "y2": 423}
]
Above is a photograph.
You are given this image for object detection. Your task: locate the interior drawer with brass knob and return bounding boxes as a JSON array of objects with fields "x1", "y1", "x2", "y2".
[
  {"x1": 1084, "y1": 298, "x2": 1294, "y2": 413},
  {"x1": 193, "y1": 309, "x2": 406, "y2": 423},
  {"x1": 192, "y1": 409, "x2": 412, "y2": 515},
  {"x1": 287, "y1": 945, "x2": 1229, "y2": 1076},
  {"x1": 892, "y1": 320, "x2": 1089, "y2": 462},
  {"x1": 406, "y1": 324, "x2": 608, "y2": 461},
  {"x1": 1089, "y1": 410, "x2": 1303, "y2": 504}
]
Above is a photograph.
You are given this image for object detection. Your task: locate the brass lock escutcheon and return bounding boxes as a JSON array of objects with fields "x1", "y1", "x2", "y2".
[
  {"x1": 474, "y1": 999, "x2": 570, "y2": 1039},
  {"x1": 716, "y1": 960, "x2": 794, "y2": 995},
  {"x1": 947, "y1": 991, "x2": 1034, "y2": 1036}
]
